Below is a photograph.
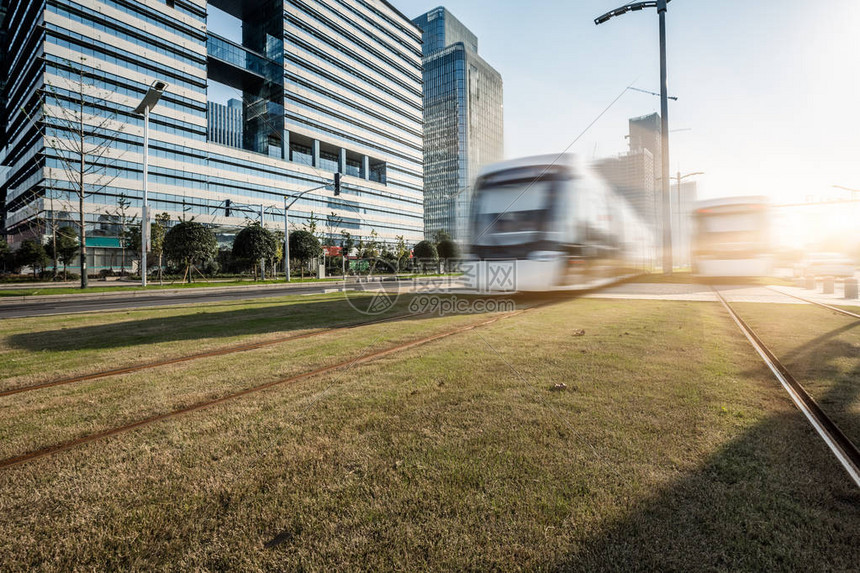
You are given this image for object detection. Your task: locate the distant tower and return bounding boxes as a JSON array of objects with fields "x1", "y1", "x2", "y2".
[
  {"x1": 207, "y1": 98, "x2": 244, "y2": 148},
  {"x1": 593, "y1": 113, "x2": 664, "y2": 231},
  {"x1": 413, "y1": 7, "x2": 504, "y2": 242}
]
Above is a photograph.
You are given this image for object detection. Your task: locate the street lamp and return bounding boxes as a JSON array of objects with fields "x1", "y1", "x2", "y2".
[
  {"x1": 283, "y1": 179, "x2": 337, "y2": 282},
  {"x1": 596, "y1": 0, "x2": 674, "y2": 274},
  {"x1": 133, "y1": 80, "x2": 168, "y2": 287}
]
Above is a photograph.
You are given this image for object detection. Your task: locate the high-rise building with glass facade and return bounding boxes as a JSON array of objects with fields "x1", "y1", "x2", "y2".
[
  {"x1": 0, "y1": 0, "x2": 424, "y2": 271},
  {"x1": 413, "y1": 7, "x2": 502, "y2": 242}
]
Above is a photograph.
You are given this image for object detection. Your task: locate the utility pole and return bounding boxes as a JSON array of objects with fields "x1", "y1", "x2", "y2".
[{"x1": 596, "y1": 0, "x2": 674, "y2": 273}]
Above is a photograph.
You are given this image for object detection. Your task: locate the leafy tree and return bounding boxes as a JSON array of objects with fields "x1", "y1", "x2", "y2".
[
  {"x1": 47, "y1": 226, "x2": 79, "y2": 280},
  {"x1": 364, "y1": 229, "x2": 380, "y2": 259},
  {"x1": 340, "y1": 230, "x2": 355, "y2": 259},
  {"x1": 432, "y1": 230, "x2": 452, "y2": 244},
  {"x1": 16, "y1": 240, "x2": 50, "y2": 278},
  {"x1": 413, "y1": 240, "x2": 438, "y2": 273},
  {"x1": 289, "y1": 229, "x2": 321, "y2": 280},
  {"x1": 0, "y1": 238, "x2": 10, "y2": 274},
  {"x1": 163, "y1": 221, "x2": 217, "y2": 283},
  {"x1": 394, "y1": 235, "x2": 409, "y2": 272},
  {"x1": 436, "y1": 238, "x2": 461, "y2": 271},
  {"x1": 125, "y1": 225, "x2": 142, "y2": 273},
  {"x1": 232, "y1": 222, "x2": 278, "y2": 280},
  {"x1": 151, "y1": 212, "x2": 170, "y2": 284}
]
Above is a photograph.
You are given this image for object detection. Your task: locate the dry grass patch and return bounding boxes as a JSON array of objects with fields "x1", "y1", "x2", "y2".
[{"x1": 0, "y1": 299, "x2": 858, "y2": 571}]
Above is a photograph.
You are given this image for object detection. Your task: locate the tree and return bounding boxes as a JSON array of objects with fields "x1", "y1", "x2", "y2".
[
  {"x1": 413, "y1": 240, "x2": 438, "y2": 273},
  {"x1": 432, "y1": 230, "x2": 452, "y2": 244},
  {"x1": 163, "y1": 221, "x2": 217, "y2": 283},
  {"x1": 436, "y1": 238, "x2": 461, "y2": 272},
  {"x1": 47, "y1": 226, "x2": 79, "y2": 280},
  {"x1": 394, "y1": 235, "x2": 409, "y2": 272},
  {"x1": 289, "y1": 230, "x2": 321, "y2": 280},
  {"x1": 232, "y1": 222, "x2": 278, "y2": 280},
  {"x1": 0, "y1": 238, "x2": 11, "y2": 274},
  {"x1": 109, "y1": 193, "x2": 137, "y2": 277},
  {"x1": 151, "y1": 212, "x2": 170, "y2": 284},
  {"x1": 16, "y1": 240, "x2": 50, "y2": 278},
  {"x1": 23, "y1": 56, "x2": 126, "y2": 289}
]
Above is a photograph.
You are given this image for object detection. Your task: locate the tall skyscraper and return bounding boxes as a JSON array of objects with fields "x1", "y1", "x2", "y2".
[
  {"x1": 594, "y1": 112, "x2": 663, "y2": 230},
  {"x1": 413, "y1": 7, "x2": 503, "y2": 242},
  {"x1": 207, "y1": 99, "x2": 243, "y2": 148},
  {"x1": 0, "y1": 0, "x2": 424, "y2": 271}
]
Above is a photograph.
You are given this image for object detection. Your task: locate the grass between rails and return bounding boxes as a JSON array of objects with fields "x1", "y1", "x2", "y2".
[
  {"x1": 731, "y1": 302, "x2": 860, "y2": 446},
  {"x1": 1, "y1": 298, "x2": 859, "y2": 570},
  {"x1": 0, "y1": 309, "x2": 495, "y2": 460},
  {"x1": 0, "y1": 292, "x2": 419, "y2": 391}
]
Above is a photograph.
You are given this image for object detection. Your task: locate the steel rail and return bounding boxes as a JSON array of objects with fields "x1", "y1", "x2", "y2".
[
  {"x1": 712, "y1": 286, "x2": 860, "y2": 488},
  {"x1": 765, "y1": 286, "x2": 860, "y2": 320}
]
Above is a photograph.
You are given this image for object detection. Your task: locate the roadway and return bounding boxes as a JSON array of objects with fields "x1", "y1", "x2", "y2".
[{"x1": 0, "y1": 279, "x2": 418, "y2": 319}]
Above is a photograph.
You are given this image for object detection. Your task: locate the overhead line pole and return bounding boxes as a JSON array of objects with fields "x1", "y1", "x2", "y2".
[{"x1": 596, "y1": 0, "x2": 674, "y2": 274}]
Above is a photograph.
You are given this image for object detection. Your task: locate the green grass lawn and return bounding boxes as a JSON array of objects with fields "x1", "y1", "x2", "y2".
[
  {"x1": 731, "y1": 302, "x2": 860, "y2": 446},
  {"x1": 0, "y1": 297, "x2": 858, "y2": 570}
]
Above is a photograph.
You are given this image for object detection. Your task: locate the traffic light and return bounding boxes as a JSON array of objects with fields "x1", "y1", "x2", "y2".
[
  {"x1": 225, "y1": 199, "x2": 231, "y2": 217},
  {"x1": 333, "y1": 172, "x2": 342, "y2": 196}
]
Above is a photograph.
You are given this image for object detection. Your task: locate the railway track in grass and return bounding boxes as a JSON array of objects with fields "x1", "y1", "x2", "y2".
[
  {"x1": 0, "y1": 312, "x2": 420, "y2": 399},
  {"x1": 712, "y1": 286, "x2": 860, "y2": 487},
  {"x1": 764, "y1": 286, "x2": 860, "y2": 320},
  {"x1": 0, "y1": 304, "x2": 543, "y2": 471}
]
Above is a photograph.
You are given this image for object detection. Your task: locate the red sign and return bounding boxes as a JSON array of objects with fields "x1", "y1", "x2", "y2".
[{"x1": 324, "y1": 245, "x2": 342, "y2": 257}]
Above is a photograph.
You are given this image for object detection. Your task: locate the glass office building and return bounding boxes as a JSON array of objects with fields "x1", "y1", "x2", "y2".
[
  {"x1": 0, "y1": 0, "x2": 424, "y2": 271},
  {"x1": 413, "y1": 7, "x2": 503, "y2": 242}
]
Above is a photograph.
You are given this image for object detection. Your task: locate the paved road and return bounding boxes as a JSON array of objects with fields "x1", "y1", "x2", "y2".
[{"x1": 0, "y1": 279, "x2": 418, "y2": 319}]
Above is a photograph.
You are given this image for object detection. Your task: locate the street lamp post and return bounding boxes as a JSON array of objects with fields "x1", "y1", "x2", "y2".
[
  {"x1": 283, "y1": 181, "x2": 334, "y2": 282},
  {"x1": 596, "y1": 0, "x2": 673, "y2": 274},
  {"x1": 133, "y1": 80, "x2": 168, "y2": 288}
]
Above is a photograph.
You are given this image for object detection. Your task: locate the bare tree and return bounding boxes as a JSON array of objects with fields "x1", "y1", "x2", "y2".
[
  {"x1": 22, "y1": 56, "x2": 126, "y2": 288},
  {"x1": 108, "y1": 193, "x2": 137, "y2": 277}
]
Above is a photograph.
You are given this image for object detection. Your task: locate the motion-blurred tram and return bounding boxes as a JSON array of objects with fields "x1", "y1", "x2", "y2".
[
  {"x1": 462, "y1": 154, "x2": 654, "y2": 292},
  {"x1": 691, "y1": 196, "x2": 773, "y2": 277}
]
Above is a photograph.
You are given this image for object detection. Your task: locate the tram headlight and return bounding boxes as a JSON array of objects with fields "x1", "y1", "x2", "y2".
[{"x1": 527, "y1": 251, "x2": 564, "y2": 262}]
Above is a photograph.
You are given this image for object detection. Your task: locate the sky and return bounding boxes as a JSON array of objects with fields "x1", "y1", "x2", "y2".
[{"x1": 390, "y1": 0, "x2": 860, "y2": 209}]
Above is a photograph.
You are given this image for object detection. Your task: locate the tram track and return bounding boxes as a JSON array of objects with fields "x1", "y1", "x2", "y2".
[
  {"x1": 712, "y1": 286, "x2": 860, "y2": 487},
  {"x1": 0, "y1": 312, "x2": 417, "y2": 399},
  {"x1": 0, "y1": 304, "x2": 542, "y2": 471},
  {"x1": 765, "y1": 286, "x2": 860, "y2": 320}
]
